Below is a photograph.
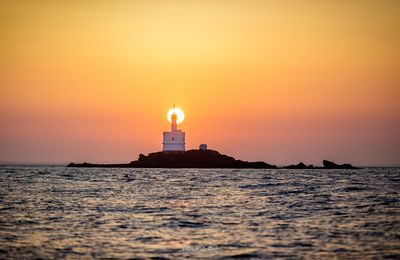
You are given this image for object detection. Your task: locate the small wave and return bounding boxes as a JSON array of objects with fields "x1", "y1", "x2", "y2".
[
  {"x1": 218, "y1": 252, "x2": 263, "y2": 259},
  {"x1": 240, "y1": 183, "x2": 281, "y2": 189},
  {"x1": 0, "y1": 207, "x2": 14, "y2": 211},
  {"x1": 136, "y1": 236, "x2": 161, "y2": 242},
  {"x1": 342, "y1": 186, "x2": 366, "y2": 192},
  {"x1": 278, "y1": 189, "x2": 305, "y2": 195},
  {"x1": 165, "y1": 220, "x2": 209, "y2": 228}
]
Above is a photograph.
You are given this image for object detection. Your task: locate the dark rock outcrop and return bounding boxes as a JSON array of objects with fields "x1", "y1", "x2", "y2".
[
  {"x1": 323, "y1": 160, "x2": 358, "y2": 169},
  {"x1": 283, "y1": 162, "x2": 315, "y2": 169},
  {"x1": 67, "y1": 149, "x2": 278, "y2": 169},
  {"x1": 282, "y1": 160, "x2": 358, "y2": 169},
  {"x1": 67, "y1": 151, "x2": 359, "y2": 169}
]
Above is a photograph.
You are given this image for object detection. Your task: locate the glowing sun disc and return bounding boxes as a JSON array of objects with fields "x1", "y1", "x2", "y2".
[{"x1": 167, "y1": 107, "x2": 185, "y2": 124}]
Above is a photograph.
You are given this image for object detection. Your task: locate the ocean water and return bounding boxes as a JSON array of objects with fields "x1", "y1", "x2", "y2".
[{"x1": 0, "y1": 166, "x2": 399, "y2": 259}]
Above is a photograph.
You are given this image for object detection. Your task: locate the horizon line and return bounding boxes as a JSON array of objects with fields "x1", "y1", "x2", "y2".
[{"x1": 1, "y1": 161, "x2": 399, "y2": 168}]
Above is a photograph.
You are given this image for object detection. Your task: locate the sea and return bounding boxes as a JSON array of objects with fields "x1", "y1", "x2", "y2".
[{"x1": 0, "y1": 166, "x2": 399, "y2": 259}]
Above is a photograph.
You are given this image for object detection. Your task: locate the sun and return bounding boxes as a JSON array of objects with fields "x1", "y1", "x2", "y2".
[{"x1": 167, "y1": 107, "x2": 185, "y2": 124}]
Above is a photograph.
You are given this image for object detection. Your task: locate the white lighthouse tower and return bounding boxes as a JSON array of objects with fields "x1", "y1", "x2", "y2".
[{"x1": 163, "y1": 108, "x2": 185, "y2": 152}]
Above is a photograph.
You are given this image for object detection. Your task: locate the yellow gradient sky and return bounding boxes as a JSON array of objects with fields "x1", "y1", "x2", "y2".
[{"x1": 1, "y1": 1, "x2": 399, "y2": 165}]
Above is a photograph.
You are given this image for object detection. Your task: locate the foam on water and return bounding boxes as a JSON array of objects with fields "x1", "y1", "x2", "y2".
[{"x1": 0, "y1": 166, "x2": 399, "y2": 259}]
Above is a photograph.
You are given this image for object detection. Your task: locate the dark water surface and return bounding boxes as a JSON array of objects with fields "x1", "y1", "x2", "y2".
[{"x1": 0, "y1": 166, "x2": 399, "y2": 259}]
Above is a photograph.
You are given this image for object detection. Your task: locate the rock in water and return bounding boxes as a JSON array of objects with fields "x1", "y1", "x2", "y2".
[
  {"x1": 283, "y1": 162, "x2": 315, "y2": 169},
  {"x1": 68, "y1": 149, "x2": 278, "y2": 169},
  {"x1": 323, "y1": 160, "x2": 358, "y2": 169}
]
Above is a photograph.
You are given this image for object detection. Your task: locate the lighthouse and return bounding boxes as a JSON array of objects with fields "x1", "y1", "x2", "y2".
[{"x1": 163, "y1": 107, "x2": 186, "y2": 152}]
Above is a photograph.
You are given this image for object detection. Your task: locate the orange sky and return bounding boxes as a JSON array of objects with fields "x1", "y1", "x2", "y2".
[{"x1": 0, "y1": 1, "x2": 399, "y2": 165}]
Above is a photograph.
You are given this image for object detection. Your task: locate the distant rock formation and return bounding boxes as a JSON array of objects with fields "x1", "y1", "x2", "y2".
[
  {"x1": 322, "y1": 160, "x2": 358, "y2": 169},
  {"x1": 283, "y1": 162, "x2": 314, "y2": 169},
  {"x1": 282, "y1": 160, "x2": 358, "y2": 169},
  {"x1": 67, "y1": 151, "x2": 359, "y2": 169},
  {"x1": 67, "y1": 149, "x2": 278, "y2": 169}
]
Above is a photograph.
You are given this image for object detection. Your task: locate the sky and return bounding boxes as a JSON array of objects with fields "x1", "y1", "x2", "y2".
[{"x1": 0, "y1": 1, "x2": 399, "y2": 166}]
